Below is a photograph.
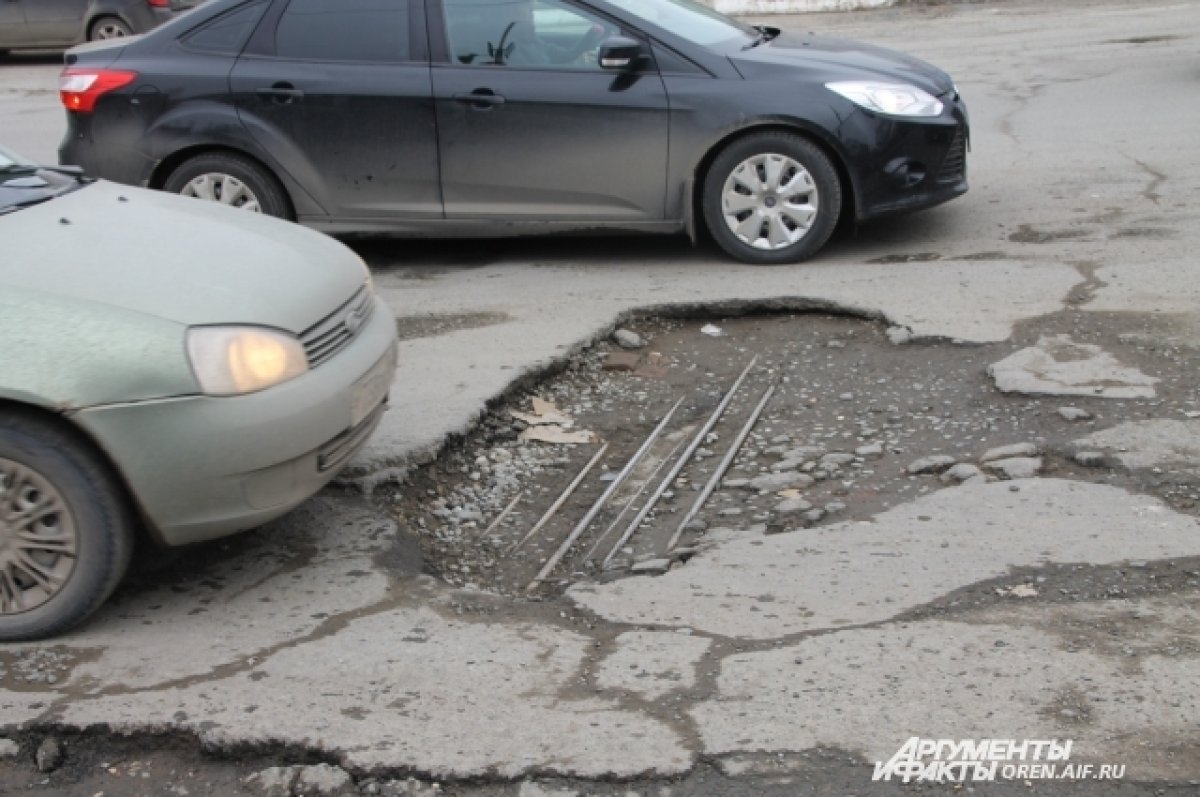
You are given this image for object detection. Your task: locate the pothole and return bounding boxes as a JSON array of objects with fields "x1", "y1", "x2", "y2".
[{"x1": 378, "y1": 310, "x2": 1200, "y2": 597}]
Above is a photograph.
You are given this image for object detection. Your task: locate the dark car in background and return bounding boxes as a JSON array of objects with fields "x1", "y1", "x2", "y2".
[
  {"x1": 57, "y1": 0, "x2": 968, "y2": 264},
  {"x1": 0, "y1": 0, "x2": 200, "y2": 48}
]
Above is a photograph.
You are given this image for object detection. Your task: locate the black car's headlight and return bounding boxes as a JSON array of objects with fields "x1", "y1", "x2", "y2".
[{"x1": 825, "y1": 81, "x2": 944, "y2": 117}]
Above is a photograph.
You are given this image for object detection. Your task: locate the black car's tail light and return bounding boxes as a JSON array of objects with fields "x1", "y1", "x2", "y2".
[{"x1": 59, "y1": 70, "x2": 138, "y2": 113}]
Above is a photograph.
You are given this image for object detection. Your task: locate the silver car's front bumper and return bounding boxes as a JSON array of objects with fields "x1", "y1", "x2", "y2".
[{"x1": 74, "y1": 296, "x2": 397, "y2": 546}]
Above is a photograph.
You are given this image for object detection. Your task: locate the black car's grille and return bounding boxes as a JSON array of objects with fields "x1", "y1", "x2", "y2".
[
  {"x1": 937, "y1": 126, "x2": 967, "y2": 183},
  {"x1": 301, "y1": 285, "x2": 374, "y2": 368}
]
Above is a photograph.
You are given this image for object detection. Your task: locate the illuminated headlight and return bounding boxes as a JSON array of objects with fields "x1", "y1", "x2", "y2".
[
  {"x1": 826, "y1": 81, "x2": 944, "y2": 117},
  {"x1": 186, "y1": 326, "x2": 308, "y2": 396}
]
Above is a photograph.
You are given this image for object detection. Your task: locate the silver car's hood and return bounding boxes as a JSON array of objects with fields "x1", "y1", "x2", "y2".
[{"x1": 3, "y1": 180, "x2": 368, "y2": 334}]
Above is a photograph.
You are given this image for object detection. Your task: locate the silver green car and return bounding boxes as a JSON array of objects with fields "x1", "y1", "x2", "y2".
[{"x1": 0, "y1": 145, "x2": 397, "y2": 640}]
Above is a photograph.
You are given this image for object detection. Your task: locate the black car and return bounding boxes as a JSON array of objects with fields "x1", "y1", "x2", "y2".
[
  {"x1": 58, "y1": 0, "x2": 968, "y2": 264},
  {"x1": 0, "y1": 0, "x2": 200, "y2": 48}
]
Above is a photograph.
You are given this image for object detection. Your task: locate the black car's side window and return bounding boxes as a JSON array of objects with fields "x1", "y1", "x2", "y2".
[
  {"x1": 443, "y1": 0, "x2": 619, "y2": 70},
  {"x1": 274, "y1": 0, "x2": 410, "y2": 62},
  {"x1": 182, "y1": 1, "x2": 269, "y2": 55}
]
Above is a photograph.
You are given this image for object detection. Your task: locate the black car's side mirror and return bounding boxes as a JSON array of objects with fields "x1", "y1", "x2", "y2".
[{"x1": 597, "y1": 36, "x2": 643, "y2": 71}]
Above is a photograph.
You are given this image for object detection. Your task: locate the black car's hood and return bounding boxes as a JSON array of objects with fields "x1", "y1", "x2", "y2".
[{"x1": 731, "y1": 32, "x2": 954, "y2": 96}]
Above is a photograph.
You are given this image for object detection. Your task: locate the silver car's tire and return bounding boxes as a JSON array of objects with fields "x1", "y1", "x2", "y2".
[
  {"x1": 702, "y1": 132, "x2": 842, "y2": 265},
  {"x1": 163, "y1": 152, "x2": 292, "y2": 219},
  {"x1": 88, "y1": 16, "x2": 134, "y2": 40},
  {"x1": 0, "y1": 411, "x2": 133, "y2": 641}
]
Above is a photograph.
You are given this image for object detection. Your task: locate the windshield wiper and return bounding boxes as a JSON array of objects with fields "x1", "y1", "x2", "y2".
[
  {"x1": 742, "y1": 25, "x2": 779, "y2": 50},
  {"x1": 0, "y1": 196, "x2": 54, "y2": 215},
  {"x1": 0, "y1": 163, "x2": 86, "y2": 179}
]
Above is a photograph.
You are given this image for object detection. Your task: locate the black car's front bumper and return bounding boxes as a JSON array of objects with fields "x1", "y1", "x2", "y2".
[{"x1": 847, "y1": 91, "x2": 969, "y2": 222}]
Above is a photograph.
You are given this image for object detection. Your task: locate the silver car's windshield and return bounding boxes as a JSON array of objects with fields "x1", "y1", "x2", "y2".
[
  {"x1": 607, "y1": 0, "x2": 753, "y2": 45},
  {"x1": 0, "y1": 146, "x2": 27, "y2": 170}
]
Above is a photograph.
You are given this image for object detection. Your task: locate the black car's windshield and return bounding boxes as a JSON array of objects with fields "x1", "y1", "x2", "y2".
[{"x1": 606, "y1": 0, "x2": 754, "y2": 45}]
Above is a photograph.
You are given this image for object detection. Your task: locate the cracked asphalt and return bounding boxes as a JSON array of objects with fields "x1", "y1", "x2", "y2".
[{"x1": 3, "y1": 0, "x2": 1200, "y2": 794}]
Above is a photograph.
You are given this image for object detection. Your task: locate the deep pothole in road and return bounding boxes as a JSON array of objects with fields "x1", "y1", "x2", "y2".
[{"x1": 378, "y1": 308, "x2": 1200, "y2": 599}]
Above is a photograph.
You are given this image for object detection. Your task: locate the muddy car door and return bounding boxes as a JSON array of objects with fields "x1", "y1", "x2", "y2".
[
  {"x1": 429, "y1": 0, "x2": 669, "y2": 221},
  {"x1": 228, "y1": 0, "x2": 441, "y2": 222}
]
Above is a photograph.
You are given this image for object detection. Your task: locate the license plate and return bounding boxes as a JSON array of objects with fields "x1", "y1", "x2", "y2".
[{"x1": 350, "y1": 344, "x2": 396, "y2": 427}]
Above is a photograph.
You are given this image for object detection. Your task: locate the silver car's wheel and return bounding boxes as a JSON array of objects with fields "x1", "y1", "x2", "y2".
[
  {"x1": 702, "y1": 132, "x2": 842, "y2": 265},
  {"x1": 0, "y1": 459, "x2": 78, "y2": 615},
  {"x1": 721, "y1": 153, "x2": 819, "y2": 251},
  {"x1": 89, "y1": 16, "x2": 133, "y2": 40},
  {"x1": 0, "y1": 412, "x2": 133, "y2": 641},
  {"x1": 163, "y1": 152, "x2": 292, "y2": 219},
  {"x1": 180, "y1": 173, "x2": 263, "y2": 212}
]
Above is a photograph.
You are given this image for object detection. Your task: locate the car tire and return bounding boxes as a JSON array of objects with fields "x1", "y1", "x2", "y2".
[
  {"x1": 0, "y1": 411, "x2": 134, "y2": 641},
  {"x1": 702, "y1": 131, "x2": 842, "y2": 265},
  {"x1": 88, "y1": 16, "x2": 134, "y2": 40},
  {"x1": 163, "y1": 152, "x2": 292, "y2": 219}
]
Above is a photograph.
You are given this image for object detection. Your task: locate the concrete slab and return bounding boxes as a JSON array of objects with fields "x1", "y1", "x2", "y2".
[
  {"x1": 1074, "y1": 419, "x2": 1200, "y2": 471},
  {"x1": 988, "y1": 335, "x2": 1158, "y2": 399},
  {"x1": 0, "y1": 496, "x2": 394, "y2": 692},
  {"x1": 594, "y1": 631, "x2": 713, "y2": 701},
  {"x1": 568, "y1": 480, "x2": 1200, "y2": 639},
  {"x1": 692, "y1": 595, "x2": 1200, "y2": 780},
  {"x1": 43, "y1": 606, "x2": 692, "y2": 779}
]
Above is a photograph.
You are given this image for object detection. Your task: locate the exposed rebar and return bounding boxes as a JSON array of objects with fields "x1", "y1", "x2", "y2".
[
  {"x1": 603, "y1": 356, "x2": 759, "y2": 567},
  {"x1": 667, "y1": 383, "x2": 776, "y2": 552},
  {"x1": 508, "y1": 443, "x2": 608, "y2": 556},
  {"x1": 526, "y1": 396, "x2": 685, "y2": 591}
]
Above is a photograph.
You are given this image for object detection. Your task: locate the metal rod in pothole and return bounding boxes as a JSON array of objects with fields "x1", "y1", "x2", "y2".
[
  {"x1": 483, "y1": 490, "x2": 525, "y2": 539},
  {"x1": 508, "y1": 444, "x2": 608, "y2": 555},
  {"x1": 602, "y1": 355, "x2": 760, "y2": 568},
  {"x1": 666, "y1": 383, "x2": 776, "y2": 553},
  {"x1": 580, "y1": 435, "x2": 687, "y2": 565},
  {"x1": 525, "y1": 396, "x2": 686, "y2": 592}
]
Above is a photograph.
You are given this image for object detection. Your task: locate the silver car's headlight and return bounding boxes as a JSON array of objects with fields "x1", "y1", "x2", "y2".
[
  {"x1": 826, "y1": 81, "x2": 944, "y2": 117},
  {"x1": 186, "y1": 326, "x2": 309, "y2": 396}
]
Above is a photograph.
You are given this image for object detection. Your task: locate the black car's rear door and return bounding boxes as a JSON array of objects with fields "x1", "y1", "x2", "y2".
[
  {"x1": 429, "y1": 0, "x2": 669, "y2": 221},
  {"x1": 229, "y1": 0, "x2": 441, "y2": 221}
]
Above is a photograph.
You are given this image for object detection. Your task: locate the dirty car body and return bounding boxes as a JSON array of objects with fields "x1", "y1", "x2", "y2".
[
  {"x1": 0, "y1": 144, "x2": 397, "y2": 641},
  {"x1": 58, "y1": 0, "x2": 968, "y2": 264}
]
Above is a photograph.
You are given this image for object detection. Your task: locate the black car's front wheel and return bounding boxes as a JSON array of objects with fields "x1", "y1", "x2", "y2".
[
  {"x1": 0, "y1": 412, "x2": 134, "y2": 641},
  {"x1": 163, "y1": 152, "x2": 292, "y2": 219},
  {"x1": 702, "y1": 132, "x2": 842, "y2": 265}
]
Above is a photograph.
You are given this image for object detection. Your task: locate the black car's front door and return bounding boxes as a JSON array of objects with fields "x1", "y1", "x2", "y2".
[
  {"x1": 229, "y1": 0, "x2": 441, "y2": 222},
  {"x1": 430, "y1": 0, "x2": 669, "y2": 220}
]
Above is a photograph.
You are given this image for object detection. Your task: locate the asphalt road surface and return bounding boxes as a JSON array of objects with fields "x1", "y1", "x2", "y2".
[{"x1": 2, "y1": 0, "x2": 1200, "y2": 794}]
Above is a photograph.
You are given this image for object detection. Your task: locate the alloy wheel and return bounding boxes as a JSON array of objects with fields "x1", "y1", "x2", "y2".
[
  {"x1": 0, "y1": 458, "x2": 78, "y2": 616},
  {"x1": 721, "y1": 153, "x2": 819, "y2": 251}
]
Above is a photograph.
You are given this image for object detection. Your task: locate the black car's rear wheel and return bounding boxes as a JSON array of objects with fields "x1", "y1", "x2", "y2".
[
  {"x1": 163, "y1": 152, "x2": 292, "y2": 219},
  {"x1": 702, "y1": 132, "x2": 841, "y2": 265},
  {"x1": 88, "y1": 16, "x2": 133, "y2": 40},
  {"x1": 0, "y1": 412, "x2": 133, "y2": 641}
]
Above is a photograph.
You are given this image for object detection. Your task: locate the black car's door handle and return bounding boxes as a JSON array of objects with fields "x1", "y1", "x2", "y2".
[
  {"x1": 452, "y1": 90, "x2": 505, "y2": 109},
  {"x1": 256, "y1": 83, "x2": 304, "y2": 105}
]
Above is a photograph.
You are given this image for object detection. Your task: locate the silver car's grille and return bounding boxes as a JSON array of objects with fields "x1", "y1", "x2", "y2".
[{"x1": 301, "y1": 285, "x2": 374, "y2": 368}]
